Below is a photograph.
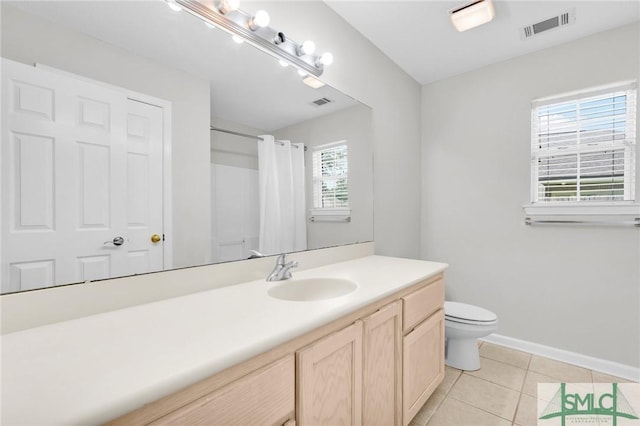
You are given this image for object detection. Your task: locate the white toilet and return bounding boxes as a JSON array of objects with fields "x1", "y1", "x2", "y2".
[{"x1": 444, "y1": 301, "x2": 498, "y2": 371}]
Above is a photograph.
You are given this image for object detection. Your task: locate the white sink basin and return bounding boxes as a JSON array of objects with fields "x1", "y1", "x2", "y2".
[{"x1": 268, "y1": 278, "x2": 358, "y2": 302}]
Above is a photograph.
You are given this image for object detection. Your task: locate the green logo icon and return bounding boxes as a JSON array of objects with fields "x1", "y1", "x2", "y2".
[{"x1": 539, "y1": 383, "x2": 639, "y2": 426}]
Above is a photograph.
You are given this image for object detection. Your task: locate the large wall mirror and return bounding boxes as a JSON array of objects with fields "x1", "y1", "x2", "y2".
[{"x1": 0, "y1": 1, "x2": 373, "y2": 294}]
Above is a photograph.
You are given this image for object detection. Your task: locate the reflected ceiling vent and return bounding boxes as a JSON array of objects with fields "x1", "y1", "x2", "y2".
[
  {"x1": 521, "y1": 8, "x2": 575, "y2": 39},
  {"x1": 312, "y1": 97, "x2": 333, "y2": 106}
]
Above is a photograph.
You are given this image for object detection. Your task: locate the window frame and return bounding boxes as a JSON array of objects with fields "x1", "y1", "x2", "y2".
[
  {"x1": 524, "y1": 81, "x2": 639, "y2": 216},
  {"x1": 309, "y1": 140, "x2": 350, "y2": 220}
]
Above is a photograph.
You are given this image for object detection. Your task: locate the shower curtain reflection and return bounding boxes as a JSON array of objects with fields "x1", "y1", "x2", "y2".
[{"x1": 258, "y1": 135, "x2": 307, "y2": 256}]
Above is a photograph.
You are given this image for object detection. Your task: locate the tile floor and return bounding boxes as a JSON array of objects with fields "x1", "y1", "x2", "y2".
[{"x1": 409, "y1": 341, "x2": 637, "y2": 426}]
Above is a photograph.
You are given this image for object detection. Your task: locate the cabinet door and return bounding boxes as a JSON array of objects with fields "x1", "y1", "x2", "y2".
[
  {"x1": 150, "y1": 356, "x2": 294, "y2": 426},
  {"x1": 297, "y1": 321, "x2": 363, "y2": 426},
  {"x1": 362, "y1": 301, "x2": 402, "y2": 426},
  {"x1": 402, "y1": 309, "x2": 445, "y2": 426}
]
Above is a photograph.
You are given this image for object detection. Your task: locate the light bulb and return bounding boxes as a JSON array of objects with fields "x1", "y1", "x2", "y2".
[
  {"x1": 219, "y1": 0, "x2": 239, "y2": 14},
  {"x1": 249, "y1": 10, "x2": 270, "y2": 30},
  {"x1": 296, "y1": 40, "x2": 315, "y2": 56},
  {"x1": 167, "y1": 1, "x2": 182, "y2": 12},
  {"x1": 317, "y1": 52, "x2": 334, "y2": 67},
  {"x1": 297, "y1": 69, "x2": 308, "y2": 77},
  {"x1": 279, "y1": 60, "x2": 289, "y2": 68},
  {"x1": 204, "y1": 21, "x2": 215, "y2": 29},
  {"x1": 232, "y1": 35, "x2": 244, "y2": 44}
]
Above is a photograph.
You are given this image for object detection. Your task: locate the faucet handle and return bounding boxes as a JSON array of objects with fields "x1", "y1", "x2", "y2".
[
  {"x1": 281, "y1": 260, "x2": 298, "y2": 279},
  {"x1": 276, "y1": 254, "x2": 287, "y2": 265}
]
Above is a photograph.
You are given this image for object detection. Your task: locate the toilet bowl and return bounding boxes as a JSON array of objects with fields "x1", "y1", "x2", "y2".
[{"x1": 444, "y1": 301, "x2": 498, "y2": 371}]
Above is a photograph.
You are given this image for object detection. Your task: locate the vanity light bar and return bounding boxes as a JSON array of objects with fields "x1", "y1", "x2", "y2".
[{"x1": 173, "y1": 0, "x2": 327, "y2": 77}]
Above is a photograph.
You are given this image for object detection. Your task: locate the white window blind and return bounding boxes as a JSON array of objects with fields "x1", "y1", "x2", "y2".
[
  {"x1": 312, "y1": 141, "x2": 348, "y2": 209},
  {"x1": 531, "y1": 82, "x2": 637, "y2": 204}
]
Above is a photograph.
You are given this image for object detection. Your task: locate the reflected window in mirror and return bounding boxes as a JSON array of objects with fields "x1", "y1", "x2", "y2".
[{"x1": 311, "y1": 141, "x2": 350, "y2": 221}]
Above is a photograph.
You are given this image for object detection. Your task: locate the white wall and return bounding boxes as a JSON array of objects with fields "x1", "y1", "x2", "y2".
[
  {"x1": 210, "y1": 164, "x2": 259, "y2": 262},
  {"x1": 421, "y1": 23, "x2": 640, "y2": 367},
  {"x1": 211, "y1": 116, "x2": 264, "y2": 170},
  {"x1": 1, "y1": 5, "x2": 212, "y2": 269},
  {"x1": 209, "y1": 118, "x2": 264, "y2": 262},
  {"x1": 275, "y1": 105, "x2": 374, "y2": 249}
]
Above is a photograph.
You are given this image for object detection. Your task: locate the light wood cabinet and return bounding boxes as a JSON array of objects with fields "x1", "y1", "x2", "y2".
[
  {"x1": 296, "y1": 321, "x2": 363, "y2": 426},
  {"x1": 362, "y1": 301, "x2": 402, "y2": 426},
  {"x1": 150, "y1": 355, "x2": 294, "y2": 426},
  {"x1": 402, "y1": 309, "x2": 445, "y2": 426}
]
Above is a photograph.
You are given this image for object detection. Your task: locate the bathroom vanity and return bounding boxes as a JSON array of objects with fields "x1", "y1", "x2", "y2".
[{"x1": 1, "y1": 255, "x2": 446, "y2": 426}]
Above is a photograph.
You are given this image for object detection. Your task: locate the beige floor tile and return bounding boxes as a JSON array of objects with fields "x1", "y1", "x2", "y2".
[
  {"x1": 529, "y1": 355, "x2": 592, "y2": 382},
  {"x1": 479, "y1": 343, "x2": 531, "y2": 370},
  {"x1": 513, "y1": 394, "x2": 539, "y2": 426},
  {"x1": 441, "y1": 366, "x2": 463, "y2": 392},
  {"x1": 424, "y1": 348, "x2": 636, "y2": 425},
  {"x1": 410, "y1": 387, "x2": 447, "y2": 426},
  {"x1": 410, "y1": 365, "x2": 463, "y2": 425},
  {"x1": 465, "y1": 357, "x2": 527, "y2": 391},
  {"x1": 522, "y1": 370, "x2": 559, "y2": 397},
  {"x1": 592, "y1": 370, "x2": 638, "y2": 383},
  {"x1": 447, "y1": 374, "x2": 520, "y2": 420},
  {"x1": 426, "y1": 397, "x2": 511, "y2": 426}
]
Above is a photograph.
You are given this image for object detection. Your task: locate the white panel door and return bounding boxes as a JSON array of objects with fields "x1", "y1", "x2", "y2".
[
  {"x1": 1, "y1": 59, "x2": 164, "y2": 292},
  {"x1": 124, "y1": 99, "x2": 164, "y2": 274}
]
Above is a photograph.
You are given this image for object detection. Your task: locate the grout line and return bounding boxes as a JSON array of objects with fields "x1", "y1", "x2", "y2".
[
  {"x1": 511, "y1": 351, "x2": 533, "y2": 425},
  {"x1": 431, "y1": 344, "x2": 622, "y2": 426},
  {"x1": 447, "y1": 372, "x2": 522, "y2": 422},
  {"x1": 423, "y1": 369, "x2": 464, "y2": 426},
  {"x1": 446, "y1": 394, "x2": 516, "y2": 423}
]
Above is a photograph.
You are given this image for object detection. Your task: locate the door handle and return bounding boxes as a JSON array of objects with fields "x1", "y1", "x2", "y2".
[
  {"x1": 104, "y1": 236, "x2": 125, "y2": 246},
  {"x1": 151, "y1": 234, "x2": 162, "y2": 243}
]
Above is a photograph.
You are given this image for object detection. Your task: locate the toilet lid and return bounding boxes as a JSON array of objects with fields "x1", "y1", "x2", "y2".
[{"x1": 445, "y1": 301, "x2": 497, "y2": 323}]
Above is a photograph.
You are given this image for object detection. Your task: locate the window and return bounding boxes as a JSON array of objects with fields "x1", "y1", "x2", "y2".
[
  {"x1": 530, "y1": 82, "x2": 637, "y2": 211},
  {"x1": 311, "y1": 141, "x2": 349, "y2": 220}
]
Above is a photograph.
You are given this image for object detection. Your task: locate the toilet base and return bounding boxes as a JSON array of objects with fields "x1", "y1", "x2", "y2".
[{"x1": 445, "y1": 337, "x2": 481, "y2": 371}]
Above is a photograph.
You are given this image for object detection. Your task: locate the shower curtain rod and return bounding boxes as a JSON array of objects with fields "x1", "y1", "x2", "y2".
[{"x1": 210, "y1": 126, "x2": 304, "y2": 149}]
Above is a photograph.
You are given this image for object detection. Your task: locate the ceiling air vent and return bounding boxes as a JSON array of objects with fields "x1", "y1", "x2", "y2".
[
  {"x1": 312, "y1": 97, "x2": 333, "y2": 107},
  {"x1": 520, "y1": 8, "x2": 575, "y2": 39}
]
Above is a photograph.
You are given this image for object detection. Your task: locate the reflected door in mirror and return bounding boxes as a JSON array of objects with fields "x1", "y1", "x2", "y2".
[{"x1": 1, "y1": 59, "x2": 165, "y2": 293}]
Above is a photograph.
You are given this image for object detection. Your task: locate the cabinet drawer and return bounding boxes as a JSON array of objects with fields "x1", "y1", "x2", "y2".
[
  {"x1": 151, "y1": 355, "x2": 294, "y2": 426},
  {"x1": 402, "y1": 278, "x2": 444, "y2": 333}
]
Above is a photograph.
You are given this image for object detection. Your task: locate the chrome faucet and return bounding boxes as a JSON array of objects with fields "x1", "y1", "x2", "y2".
[{"x1": 267, "y1": 254, "x2": 299, "y2": 281}]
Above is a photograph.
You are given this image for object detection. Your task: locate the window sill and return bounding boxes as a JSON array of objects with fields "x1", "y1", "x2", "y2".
[{"x1": 523, "y1": 203, "x2": 640, "y2": 216}]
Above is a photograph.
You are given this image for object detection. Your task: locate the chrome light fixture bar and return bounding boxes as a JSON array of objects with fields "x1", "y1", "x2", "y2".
[{"x1": 173, "y1": 0, "x2": 328, "y2": 77}]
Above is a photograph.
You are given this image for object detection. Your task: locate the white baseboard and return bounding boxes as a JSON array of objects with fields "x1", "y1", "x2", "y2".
[{"x1": 481, "y1": 333, "x2": 640, "y2": 382}]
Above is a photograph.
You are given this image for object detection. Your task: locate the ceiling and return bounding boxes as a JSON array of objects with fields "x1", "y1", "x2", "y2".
[
  {"x1": 326, "y1": 1, "x2": 640, "y2": 85},
  {"x1": 6, "y1": 0, "x2": 639, "y2": 126}
]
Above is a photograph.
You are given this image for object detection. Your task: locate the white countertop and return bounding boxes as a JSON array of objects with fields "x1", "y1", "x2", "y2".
[{"x1": 1, "y1": 255, "x2": 447, "y2": 425}]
